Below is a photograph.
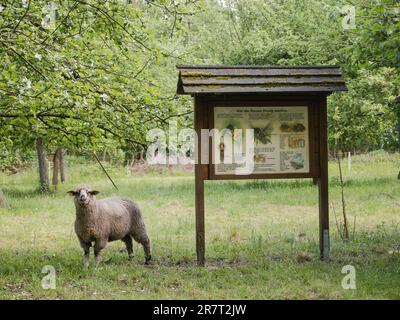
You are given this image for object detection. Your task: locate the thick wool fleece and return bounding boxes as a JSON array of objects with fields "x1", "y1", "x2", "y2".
[{"x1": 73, "y1": 193, "x2": 151, "y2": 266}]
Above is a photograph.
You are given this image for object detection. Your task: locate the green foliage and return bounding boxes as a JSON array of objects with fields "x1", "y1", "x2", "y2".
[
  {"x1": 0, "y1": 138, "x2": 35, "y2": 171},
  {"x1": 0, "y1": 0, "x2": 399, "y2": 164},
  {"x1": 347, "y1": 0, "x2": 400, "y2": 70},
  {"x1": 225, "y1": 0, "x2": 349, "y2": 66},
  {"x1": 0, "y1": 0, "x2": 196, "y2": 154},
  {"x1": 329, "y1": 68, "x2": 399, "y2": 151},
  {"x1": 176, "y1": 0, "x2": 400, "y2": 152}
]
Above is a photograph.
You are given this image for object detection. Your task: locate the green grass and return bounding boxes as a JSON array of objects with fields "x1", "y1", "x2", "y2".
[{"x1": 0, "y1": 154, "x2": 399, "y2": 299}]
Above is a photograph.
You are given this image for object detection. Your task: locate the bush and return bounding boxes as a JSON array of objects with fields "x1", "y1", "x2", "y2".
[{"x1": 0, "y1": 143, "x2": 35, "y2": 172}]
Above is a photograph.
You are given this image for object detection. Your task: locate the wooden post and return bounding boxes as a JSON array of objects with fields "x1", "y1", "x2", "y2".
[
  {"x1": 195, "y1": 171, "x2": 205, "y2": 266},
  {"x1": 194, "y1": 97, "x2": 206, "y2": 266},
  {"x1": 318, "y1": 97, "x2": 330, "y2": 260}
]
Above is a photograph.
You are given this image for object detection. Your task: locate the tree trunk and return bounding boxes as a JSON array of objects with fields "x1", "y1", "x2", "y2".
[
  {"x1": 52, "y1": 149, "x2": 60, "y2": 189},
  {"x1": 59, "y1": 148, "x2": 67, "y2": 183},
  {"x1": 397, "y1": 109, "x2": 400, "y2": 152},
  {"x1": 36, "y1": 137, "x2": 50, "y2": 193}
]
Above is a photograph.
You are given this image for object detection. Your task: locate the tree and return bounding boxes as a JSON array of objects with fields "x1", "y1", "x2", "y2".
[
  {"x1": 1, "y1": 0, "x2": 398, "y2": 185},
  {"x1": 328, "y1": 68, "x2": 399, "y2": 152},
  {"x1": 340, "y1": 0, "x2": 400, "y2": 152},
  {"x1": 0, "y1": 0, "x2": 199, "y2": 189}
]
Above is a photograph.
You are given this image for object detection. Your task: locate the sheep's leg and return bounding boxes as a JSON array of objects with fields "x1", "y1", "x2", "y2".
[
  {"x1": 78, "y1": 238, "x2": 91, "y2": 268},
  {"x1": 132, "y1": 232, "x2": 152, "y2": 264},
  {"x1": 142, "y1": 236, "x2": 152, "y2": 264},
  {"x1": 122, "y1": 236, "x2": 134, "y2": 260},
  {"x1": 83, "y1": 249, "x2": 90, "y2": 268},
  {"x1": 94, "y1": 239, "x2": 107, "y2": 267}
]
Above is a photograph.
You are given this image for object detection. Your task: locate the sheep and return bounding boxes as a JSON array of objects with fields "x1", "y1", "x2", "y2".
[{"x1": 67, "y1": 185, "x2": 151, "y2": 267}]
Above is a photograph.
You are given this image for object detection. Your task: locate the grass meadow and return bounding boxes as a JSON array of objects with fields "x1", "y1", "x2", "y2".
[{"x1": 0, "y1": 152, "x2": 399, "y2": 299}]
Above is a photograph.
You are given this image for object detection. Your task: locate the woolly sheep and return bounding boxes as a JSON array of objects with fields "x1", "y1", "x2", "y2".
[{"x1": 68, "y1": 186, "x2": 151, "y2": 267}]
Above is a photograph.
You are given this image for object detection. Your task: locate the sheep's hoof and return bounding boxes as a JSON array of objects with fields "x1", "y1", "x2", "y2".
[{"x1": 145, "y1": 256, "x2": 152, "y2": 265}]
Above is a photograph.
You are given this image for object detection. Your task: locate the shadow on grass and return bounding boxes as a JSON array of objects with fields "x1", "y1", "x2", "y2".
[
  {"x1": 2, "y1": 176, "x2": 396, "y2": 201},
  {"x1": 208, "y1": 176, "x2": 397, "y2": 192},
  {"x1": 209, "y1": 179, "x2": 315, "y2": 192},
  {"x1": 1, "y1": 188, "x2": 48, "y2": 199}
]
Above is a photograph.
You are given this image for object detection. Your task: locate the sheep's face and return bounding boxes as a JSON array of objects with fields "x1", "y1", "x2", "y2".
[{"x1": 67, "y1": 187, "x2": 100, "y2": 206}]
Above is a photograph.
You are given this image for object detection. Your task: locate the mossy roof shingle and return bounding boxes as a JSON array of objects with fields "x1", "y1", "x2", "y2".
[{"x1": 177, "y1": 65, "x2": 347, "y2": 95}]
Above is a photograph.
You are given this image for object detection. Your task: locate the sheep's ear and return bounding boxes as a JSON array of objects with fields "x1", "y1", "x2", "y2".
[
  {"x1": 67, "y1": 191, "x2": 78, "y2": 196},
  {"x1": 89, "y1": 190, "x2": 100, "y2": 196}
]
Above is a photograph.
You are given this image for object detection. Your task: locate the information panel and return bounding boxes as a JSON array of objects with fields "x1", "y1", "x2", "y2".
[{"x1": 214, "y1": 106, "x2": 310, "y2": 175}]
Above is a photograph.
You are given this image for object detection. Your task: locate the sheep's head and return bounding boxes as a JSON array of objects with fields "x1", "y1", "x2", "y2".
[{"x1": 67, "y1": 186, "x2": 100, "y2": 206}]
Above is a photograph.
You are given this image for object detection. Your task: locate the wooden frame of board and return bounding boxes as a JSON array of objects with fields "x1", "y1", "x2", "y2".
[
  {"x1": 193, "y1": 94, "x2": 329, "y2": 266},
  {"x1": 177, "y1": 65, "x2": 347, "y2": 266}
]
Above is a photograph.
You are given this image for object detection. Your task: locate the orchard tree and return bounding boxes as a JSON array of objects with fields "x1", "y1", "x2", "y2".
[
  {"x1": 328, "y1": 68, "x2": 399, "y2": 153},
  {"x1": 337, "y1": 0, "x2": 400, "y2": 152},
  {"x1": 0, "y1": 0, "x2": 199, "y2": 191}
]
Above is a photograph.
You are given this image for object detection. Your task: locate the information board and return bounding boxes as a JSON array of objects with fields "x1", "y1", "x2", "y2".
[{"x1": 213, "y1": 106, "x2": 310, "y2": 175}]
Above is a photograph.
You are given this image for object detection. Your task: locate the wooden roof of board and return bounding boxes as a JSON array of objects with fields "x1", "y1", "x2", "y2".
[{"x1": 176, "y1": 65, "x2": 347, "y2": 95}]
